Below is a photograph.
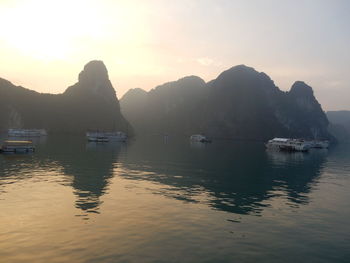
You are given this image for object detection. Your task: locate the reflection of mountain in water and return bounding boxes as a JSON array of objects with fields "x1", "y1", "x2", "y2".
[
  {"x1": 0, "y1": 134, "x2": 49, "y2": 191},
  {"x1": 36, "y1": 136, "x2": 122, "y2": 214},
  {"x1": 0, "y1": 135, "x2": 122, "y2": 216},
  {"x1": 1, "y1": 135, "x2": 328, "y2": 216},
  {"x1": 266, "y1": 149, "x2": 328, "y2": 204},
  {"x1": 119, "y1": 137, "x2": 327, "y2": 215}
]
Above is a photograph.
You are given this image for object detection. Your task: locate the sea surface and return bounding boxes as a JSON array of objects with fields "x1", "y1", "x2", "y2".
[{"x1": 0, "y1": 135, "x2": 349, "y2": 263}]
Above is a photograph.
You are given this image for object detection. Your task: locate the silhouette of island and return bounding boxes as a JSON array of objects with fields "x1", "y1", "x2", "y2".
[
  {"x1": 0, "y1": 60, "x2": 131, "y2": 135},
  {"x1": 0, "y1": 61, "x2": 332, "y2": 141},
  {"x1": 121, "y1": 65, "x2": 331, "y2": 141},
  {"x1": 327, "y1": 110, "x2": 350, "y2": 141}
]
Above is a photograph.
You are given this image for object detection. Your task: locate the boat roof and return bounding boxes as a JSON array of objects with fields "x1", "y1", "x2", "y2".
[
  {"x1": 3, "y1": 140, "x2": 33, "y2": 144},
  {"x1": 8, "y1": 129, "x2": 44, "y2": 131},
  {"x1": 271, "y1": 138, "x2": 290, "y2": 142}
]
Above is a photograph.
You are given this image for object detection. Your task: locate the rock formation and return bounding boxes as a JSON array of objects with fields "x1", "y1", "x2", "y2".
[
  {"x1": 0, "y1": 60, "x2": 131, "y2": 134},
  {"x1": 121, "y1": 65, "x2": 331, "y2": 140}
]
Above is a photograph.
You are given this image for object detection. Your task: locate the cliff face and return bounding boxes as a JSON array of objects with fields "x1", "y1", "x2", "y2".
[
  {"x1": 121, "y1": 65, "x2": 331, "y2": 140},
  {"x1": 64, "y1": 60, "x2": 117, "y2": 102},
  {"x1": 120, "y1": 88, "x2": 148, "y2": 134},
  {"x1": 204, "y1": 65, "x2": 283, "y2": 140},
  {"x1": 121, "y1": 76, "x2": 208, "y2": 135},
  {"x1": 0, "y1": 60, "x2": 131, "y2": 134},
  {"x1": 275, "y1": 81, "x2": 329, "y2": 139}
]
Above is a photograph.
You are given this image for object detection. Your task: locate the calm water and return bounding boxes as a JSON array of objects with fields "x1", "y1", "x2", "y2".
[{"x1": 0, "y1": 135, "x2": 349, "y2": 263}]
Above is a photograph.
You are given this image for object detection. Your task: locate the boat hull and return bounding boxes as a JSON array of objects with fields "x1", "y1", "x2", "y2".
[{"x1": 1, "y1": 148, "x2": 35, "y2": 153}]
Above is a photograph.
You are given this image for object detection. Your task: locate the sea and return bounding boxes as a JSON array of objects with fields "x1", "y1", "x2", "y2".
[{"x1": 0, "y1": 135, "x2": 349, "y2": 263}]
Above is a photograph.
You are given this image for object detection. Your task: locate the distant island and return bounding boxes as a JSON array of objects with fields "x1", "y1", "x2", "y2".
[
  {"x1": 0, "y1": 60, "x2": 131, "y2": 135},
  {"x1": 121, "y1": 65, "x2": 332, "y2": 141},
  {"x1": 327, "y1": 111, "x2": 350, "y2": 142}
]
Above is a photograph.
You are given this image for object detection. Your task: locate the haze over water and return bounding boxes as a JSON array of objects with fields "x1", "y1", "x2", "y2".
[
  {"x1": 1, "y1": 136, "x2": 349, "y2": 262},
  {"x1": 1, "y1": 0, "x2": 349, "y2": 110}
]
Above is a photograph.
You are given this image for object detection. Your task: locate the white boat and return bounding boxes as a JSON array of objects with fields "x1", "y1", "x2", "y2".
[
  {"x1": 86, "y1": 131, "x2": 127, "y2": 142},
  {"x1": 190, "y1": 134, "x2": 212, "y2": 143},
  {"x1": 0, "y1": 140, "x2": 34, "y2": 153},
  {"x1": 8, "y1": 129, "x2": 47, "y2": 137},
  {"x1": 266, "y1": 138, "x2": 310, "y2": 152}
]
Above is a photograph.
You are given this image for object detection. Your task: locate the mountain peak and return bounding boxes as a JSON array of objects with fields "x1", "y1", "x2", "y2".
[
  {"x1": 121, "y1": 88, "x2": 148, "y2": 101},
  {"x1": 220, "y1": 65, "x2": 274, "y2": 82},
  {"x1": 78, "y1": 60, "x2": 108, "y2": 84},
  {"x1": 289, "y1": 81, "x2": 314, "y2": 98},
  {"x1": 151, "y1": 75, "x2": 205, "y2": 94},
  {"x1": 171, "y1": 75, "x2": 206, "y2": 88},
  {"x1": 212, "y1": 64, "x2": 277, "y2": 93},
  {"x1": 64, "y1": 60, "x2": 116, "y2": 101},
  {"x1": 227, "y1": 64, "x2": 255, "y2": 72}
]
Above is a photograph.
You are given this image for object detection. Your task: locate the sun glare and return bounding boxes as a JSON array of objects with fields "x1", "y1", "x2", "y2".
[{"x1": 0, "y1": 0, "x2": 123, "y2": 61}]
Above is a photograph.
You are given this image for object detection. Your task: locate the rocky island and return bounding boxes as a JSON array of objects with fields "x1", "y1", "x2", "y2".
[
  {"x1": 0, "y1": 60, "x2": 131, "y2": 134},
  {"x1": 121, "y1": 65, "x2": 331, "y2": 141}
]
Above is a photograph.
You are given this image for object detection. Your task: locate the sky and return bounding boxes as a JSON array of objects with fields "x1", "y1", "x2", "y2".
[{"x1": 0, "y1": 0, "x2": 349, "y2": 110}]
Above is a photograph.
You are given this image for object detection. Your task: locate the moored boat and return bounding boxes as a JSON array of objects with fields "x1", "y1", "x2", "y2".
[
  {"x1": 86, "y1": 131, "x2": 127, "y2": 142},
  {"x1": 0, "y1": 140, "x2": 35, "y2": 153},
  {"x1": 266, "y1": 138, "x2": 310, "y2": 152}
]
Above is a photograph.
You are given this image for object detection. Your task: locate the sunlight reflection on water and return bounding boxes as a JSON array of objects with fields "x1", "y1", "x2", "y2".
[{"x1": 0, "y1": 136, "x2": 350, "y2": 262}]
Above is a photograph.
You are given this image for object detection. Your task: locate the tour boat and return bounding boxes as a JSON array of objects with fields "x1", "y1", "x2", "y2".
[
  {"x1": 8, "y1": 129, "x2": 47, "y2": 137},
  {"x1": 266, "y1": 138, "x2": 310, "y2": 152},
  {"x1": 190, "y1": 134, "x2": 212, "y2": 143},
  {"x1": 0, "y1": 140, "x2": 35, "y2": 153},
  {"x1": 86, "y1": 131, "x2": 127, "y2": 142}
]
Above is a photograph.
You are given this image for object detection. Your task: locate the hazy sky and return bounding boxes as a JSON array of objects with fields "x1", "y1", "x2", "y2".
[{"x1": 0, "y1": 0, "x2": 349, "y2": 110}]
